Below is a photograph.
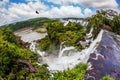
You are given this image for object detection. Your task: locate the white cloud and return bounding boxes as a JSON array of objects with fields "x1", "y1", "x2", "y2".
[
  {"x1": 48, "y1": 0, "x2": 118, "y2": 9},
  {"x1": 84, "y1": 8, "x2": 93, "y2": 17},
  {"x1": 80, "y1": 0, "x2": 118, "y2": 9},
  {"x1": 49, "y1": 6, "x2": 84, "y2": 18},
  {"x1": 25, "y1": 0, "x2": 40, "y2": 2},
  {"x1": 0, "y1": 0, "x2": 9, "y2": 7},
  {"x1": 0, "y1": 1, "x2": 95, "y2": 26},
  {"x1": 0, "y1": 0, "x2": 120, "y2": 26},
  {"x1": 0, "y1": 1, "x2": 49, "y2": 25}
]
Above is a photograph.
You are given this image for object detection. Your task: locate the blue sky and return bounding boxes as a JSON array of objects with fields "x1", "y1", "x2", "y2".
[{"x1": 0, "y1": 0, "x2": 120, "y2": 26}]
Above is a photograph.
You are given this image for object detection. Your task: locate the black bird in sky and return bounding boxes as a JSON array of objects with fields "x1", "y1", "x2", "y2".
[{"x1": 36, "y1": 11, "x2": 39, "y2": 14}]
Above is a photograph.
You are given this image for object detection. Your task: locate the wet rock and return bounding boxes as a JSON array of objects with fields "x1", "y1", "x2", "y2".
[{"x1": 86, "y1": 31, "x2": 120, "y2": 80}]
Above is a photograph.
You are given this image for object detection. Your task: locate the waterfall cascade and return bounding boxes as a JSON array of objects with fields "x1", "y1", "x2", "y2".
[
  {"x1": 28, "y1": 29, "x2": 104, "y2": 72},
  {"x1": 29, "y1": 41, "x2": 45, "y2": 57},
  {"x1": 81, "y1": 30, "x2": 104, "y2": 63},
  {"x1": 58, "y1": 46, "x2": 75, "y2": 58},
  {"x1": 86, "y1": 27, "x2": 93, "y2": 38}
]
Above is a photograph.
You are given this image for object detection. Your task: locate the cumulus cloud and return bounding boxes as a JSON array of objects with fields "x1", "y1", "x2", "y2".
[
  {"x1": 0, "y1": 0, "x2": 120, "y2": 26},
  {"x1": 0, "y1": 1, "x2": 49, "y2": 25},
  {"x1": 49, "y1": 6, "x2": 84, "y2": 18},
  {"x1": 84, "y1": 8, "x2": 93, "y2": 17},
  {"x1": 8, "y1": 2, "x2": 48, "y2": 17},
  {"x1": 80, "y1": 0, "x2": 118, "y2": 9},
  {"x1": 0, "y1": 0, "x2": 95, "y2": 26},
  {"x1": 48, "y1": 0, "x2": 118, "y2": 9},
  {"x1": 0, "y1": 0, "x2": 9, "y2": 7}
]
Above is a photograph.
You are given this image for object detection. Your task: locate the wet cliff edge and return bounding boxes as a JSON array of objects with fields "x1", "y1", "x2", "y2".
[{"x1": 85, "y1": 31, "x2": 120, "y2": 80}]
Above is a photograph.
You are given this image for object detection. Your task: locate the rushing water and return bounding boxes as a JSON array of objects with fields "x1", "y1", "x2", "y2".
[
  {"x1": 15, "y1": 28, "x2": 104, "y2": 72},
  {"x1": 58, "y1": 46, "x2": 75, "y2": 58},
  {"x1": 37, "y1": 30, "x2": 103, "y2": 72},
  {"x1": 86, "y1": 30, "x2": 120, "y2": 80},
  {"x1": 86, "y1": 27, "x2": 93, "y2": 38}
]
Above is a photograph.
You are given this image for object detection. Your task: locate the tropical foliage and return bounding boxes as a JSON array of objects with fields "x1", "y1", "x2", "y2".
[
  {"x1": 50, "y1": 64, "x2": 88, "y2": 80},
  {"x1": 0, "y1": 28, "x2": 50, "y2": 80},
  {"x1": 38, "y1": 21, "x2": 86, "y2": 53},
  {"x1": 1, "y1": 18, "x2": 57, "y2": 31},
  {"x1": 101, "y1": 76, "x2": 115, "y2": 80},
  {"x1": 87, "y1": 9, "x2": 120, "y2": 38},
  {"x1": 1, "y1": 9, "x2": 119, "y2": 80}
]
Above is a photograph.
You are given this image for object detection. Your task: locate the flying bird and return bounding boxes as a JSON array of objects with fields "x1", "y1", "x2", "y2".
[{"x1": 36, "y1": 11, "x2": 39, "y2": 14}]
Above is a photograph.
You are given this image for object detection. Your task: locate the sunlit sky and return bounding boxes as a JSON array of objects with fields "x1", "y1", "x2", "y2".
[{"x1": 0, "y1": 0, "x2": 120, "y2": 26}]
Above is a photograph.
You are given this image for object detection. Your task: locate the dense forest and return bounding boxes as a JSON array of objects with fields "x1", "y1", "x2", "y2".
[
  {"x1": 0, "y1": 28, "x2": 50, "y2": 80},
  {"x1": 0, "y1": 29, "x2": 114, "y2": 80},
  {"x1": 87, "y1": 9, "x2": 120, "y2": 38},
  {"x1": 0, "y1": 28, "x2": 90, "y2": 79},
  {"x1": 37, "y1": 9, "x2": 120, "y2": 54},
  {"x1": 37, "y1": 21, "x2": 86, "y2": 54},
  {"x1": 1, "y1": 18, "x2": 57, "y2": 31},
  {"x1": 1, "y1": 9, "x2": 119, "y2": 80}
]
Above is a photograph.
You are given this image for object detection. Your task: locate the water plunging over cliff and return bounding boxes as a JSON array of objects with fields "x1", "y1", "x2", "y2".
[
  {"x1": 86, "y1": 27, "x2": 93, "y2": 38},
  {"x1": 85, "y1": 30, "x2": 120, "y2": 80},
  {"x1": 58, "y1": 46, "x2": 75, "y2": 58},
  {"x1": 15, "y1": 28, "x2": 105, "y2": 73},
  {"x1": 36, "y1": 30, "x2": 104, "y2": 72}
]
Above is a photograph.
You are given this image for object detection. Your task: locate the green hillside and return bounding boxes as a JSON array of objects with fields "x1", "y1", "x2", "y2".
[{"x1": 1, "y1": 18, "x2": 57, "y2": 31}]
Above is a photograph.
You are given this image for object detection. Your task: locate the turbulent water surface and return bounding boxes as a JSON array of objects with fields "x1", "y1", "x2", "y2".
[
  {"x1": 14, "y1": 28, "x2": 103, "y2": 71},
  {"x1": 15, "y1": 28, "x2": 120, "y2": 79}
]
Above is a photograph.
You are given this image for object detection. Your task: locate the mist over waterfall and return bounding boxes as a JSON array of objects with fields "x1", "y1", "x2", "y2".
[
  {"x1": 86, "y1": 27, "x2": 93, "y2": 38},
  {"x1": 29, "y1": 41, "x2": 45, "y2": 57},
  {"x1": 2, "y1": 4, "x2": 120, "y2": 79},
  {"x1": 58, "y1": 46, "x2": 75, "y2": 58},
  {"x1": 15, "y1": 27, "x2": 104, "y2": 73},
  {"x1": 27, "y1": 29, "x2": 104, "y2": 72}
]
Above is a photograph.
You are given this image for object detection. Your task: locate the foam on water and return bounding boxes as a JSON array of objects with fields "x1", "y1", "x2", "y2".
[
  {"x1": 15, "y1": 28, "x2": 104, "y2": 72},
  {"x1": 36, "y1": 30, "x2": 104, "y2": 71}
]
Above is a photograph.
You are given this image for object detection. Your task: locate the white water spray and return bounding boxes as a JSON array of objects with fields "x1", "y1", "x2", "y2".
[
  {"x1": 58, "y1": 46, "x2": 75, "y2": 58},
  {"x1": 15, "y1": 28, "x2": 104, "y2": 72},
  {"x1": 82, "y1": 30, "x2": 104, "y2": 63},
  {"x1": 36, "y1": 30, "x2": 104, "y2": 71},
  {"x1": 86, "y1": 27, "x2": 93, "y2": 38},
  {"x1": 29, "y1": 41, "x2": 45, "y2": 57}
]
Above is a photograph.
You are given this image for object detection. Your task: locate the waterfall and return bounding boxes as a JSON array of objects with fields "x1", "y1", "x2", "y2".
[
  {"x1": 58, "y1": 42, "x2": 63, "y2": 57},
  {"x1": 64, "y1": 21, "x2": 69, "y2": 26},
  {"x1": 58, "y1": 46, "x2": 75, "y2": 58},
  {"x1": 86, "y1": 27, "x2": 93, "y2": 38},
  {"x1": 29, "y1": 41, "x2": 45, "y2": 57},
  {"x1": 29, "y1": 29, "x2": 104, "y2": 72},
  {"x1": 82, "y1": 29, "x2": 104, "y2": 63},
  {"x1": 29, "y1": 41, "x2": 36, "y2": 52},
  {"x1": 38, "y1": 30, "x2": 104, "y2": 71},
  {"x1": 36, "y1": 49, "x2": 45, "y2": 57}
]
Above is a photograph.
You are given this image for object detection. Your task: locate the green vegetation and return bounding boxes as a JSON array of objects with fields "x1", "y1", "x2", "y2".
[
  {"x1": 1, "y1": 9, "x2": 119, "y2": 80},
  {"x1": 87, "y1": 9, "x2": 120, "y2": 38},
  {"x1": 1, "y1": 18, "x2": 57, "y2": 31},
  {"x1": 50, "y1": 64, "x2": 88, "y2": 80},
  {"x1": 101, "y1": 76, "x2": 115, "y2": 80},
  {"x1": 0, "y1": 28, "x2": 88, "y2": 80},
  {"x1": 0, "y1": 28, "x2": 50, "y2": 80},
  {"x1": 37, "y1": 36, "x2": 57, "y2": 54},
  {"x1": 38, "y1": 21, "x2": 86, "y2": 53}
]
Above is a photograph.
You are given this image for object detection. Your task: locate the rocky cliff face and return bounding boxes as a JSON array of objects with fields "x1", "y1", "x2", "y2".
[{"x1": 85, "y1": 31, "x2": 120, "y2": 80}]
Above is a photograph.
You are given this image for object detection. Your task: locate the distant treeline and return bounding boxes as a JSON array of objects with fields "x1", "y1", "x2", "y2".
[{"x1": 0, "y1": 18, "x2": 57, "y2": 31}]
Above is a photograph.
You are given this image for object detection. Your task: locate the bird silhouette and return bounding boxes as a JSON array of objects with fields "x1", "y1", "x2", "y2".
[{"x1": 36, "y1": 11, "x2": 39, "y2": 14}]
